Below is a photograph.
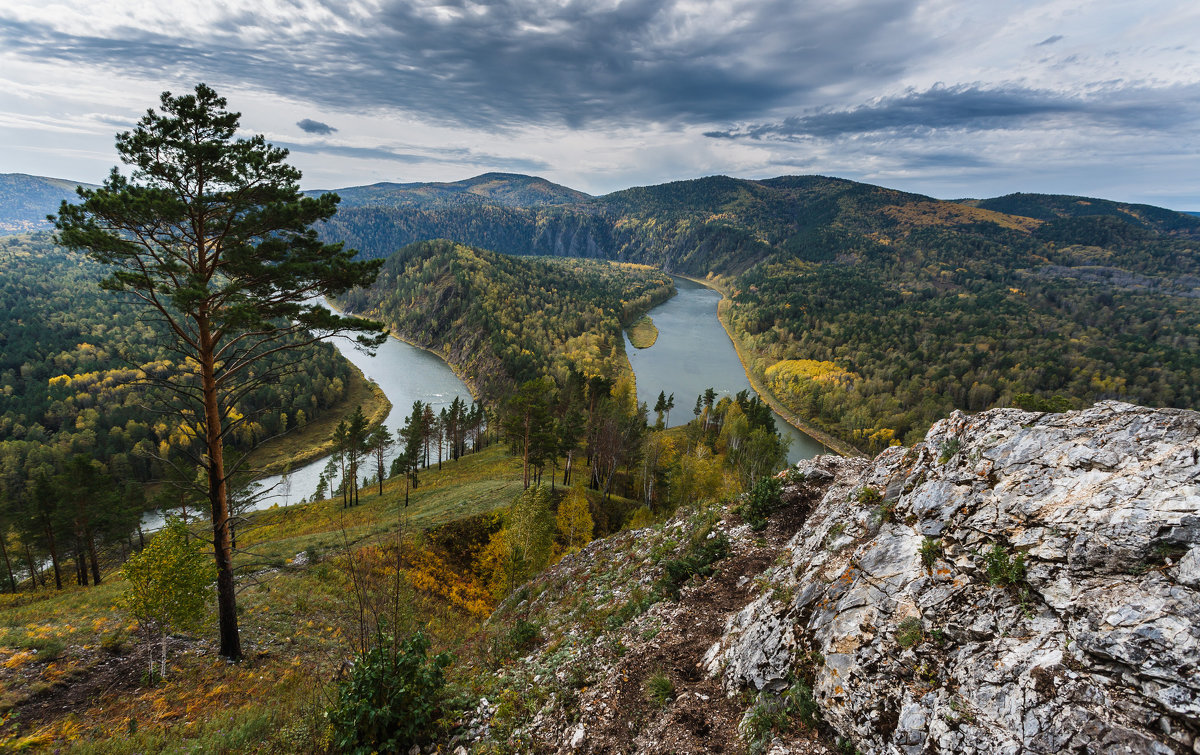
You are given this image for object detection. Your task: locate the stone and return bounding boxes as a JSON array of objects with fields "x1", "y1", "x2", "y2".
[{"x1": 708, "y1": 402, "x2": 1200, "y2": 753}]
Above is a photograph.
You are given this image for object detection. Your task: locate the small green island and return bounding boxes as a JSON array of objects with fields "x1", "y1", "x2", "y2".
[{"x1": 626, "y1": 315, "x2": 659, "y2": 349}]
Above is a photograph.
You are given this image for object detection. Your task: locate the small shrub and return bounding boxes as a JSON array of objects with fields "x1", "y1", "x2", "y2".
[
  {"x1": 657, "y1": 532, "x2": 730, "y2": 600},
  {"x1": 645, "y1": 672, "x2": 674, "y2": 707},
  {"x1": 855, "y1": 487, "x2": 881, "y2": 506},
  {"x1": 873, "y1": 499, "x2": 897, "y2": 525},
  {"x1": 896, "y1": 616, "x2": 923, "y2": 648},
  {"x1": 984, "y1": 543, "x2": 1026, "y2": 587},
  {"x1": 742, "y1": 681, "x2": 822, "y2": 755},
  {"x1": 919, "y1": 537, "x2": 942, "y2": 572},
  {"x1": 492, "y1": 619, "x2": 541, "y2": 662},
  {"x1": 737, "y1": 476, "x2": 783, "y2": 532},
  {"x1": 787, "y1": 681, "x2": 821, "y2": 730},
  {"x1": 938, "y1": 438, "x2": 961, "y2": 464},
  {"x1": 329, "y1": 629, "x2": 452, "y2": 755},
  {"x1": 100, "y1": 630, "x2": 129, "y2": 656}
]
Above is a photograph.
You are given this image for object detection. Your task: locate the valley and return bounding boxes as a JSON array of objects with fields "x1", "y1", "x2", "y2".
[{"x1": 0, "y1": 166, "x2": 1198, "y2": 753}]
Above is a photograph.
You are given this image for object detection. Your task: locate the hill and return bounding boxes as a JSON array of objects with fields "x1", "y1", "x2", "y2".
[
  {"x1": 0, "y1": 232, "x2": 375, "y2": 487},
  {"x1": 0, "y1": 173, "x2": 96, "y2": 234},
  {"x1": 336, "y1": 239, "x2": 674, "y2": 400},
  {"x1": 961, "y1": 191, "x2": 1200, "y2": 234},
  {"x1": 315, "y1": 173, "x2": 1200, "y2": 452},
  {"x1": 458, "y1": 402, "x2": 1199, "y2": 754},
  {"x1": 8, "y1": 170, "x2": 1200, "y2": 452},
  {"x1": 308, "y1": 171, "x2": 590, "y2": 209}
]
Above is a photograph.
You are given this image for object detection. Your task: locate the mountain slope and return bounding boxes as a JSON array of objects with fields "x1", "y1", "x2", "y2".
[
  {"x1": 457, "y1": 401, "x2": 1199, "y2": 754},
  {"x1": 308, "y1": 172, "x2": 590, "y2": 209},
  {"x1": 0, "y1": 173, "x2": 96, "y2": 234},
  {"x1": 962, "y1": 191, "x2": 1200, "y2": 234}
]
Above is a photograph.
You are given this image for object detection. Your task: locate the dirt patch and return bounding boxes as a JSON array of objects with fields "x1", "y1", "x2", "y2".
[
  {"x1": 566, "y1": 533, "x2": 830, "y2": 754},
  {"x1": 7, "y1": 637, "x2": 190, "y2": 734}
]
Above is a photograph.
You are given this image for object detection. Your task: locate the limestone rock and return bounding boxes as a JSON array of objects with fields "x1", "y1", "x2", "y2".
[{"x1": 709, "y1": 401, "x2": 1199, "y2": 753}]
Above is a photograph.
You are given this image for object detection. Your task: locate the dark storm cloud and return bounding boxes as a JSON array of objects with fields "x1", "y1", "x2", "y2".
[
  {"x1": 707, "y1": 83, "x2": 1199, "y2": 140},
  {"x1": 0, "y1": 0, "x2": 925, "y2": 129},
  {"x1": 297, "y1": 118, "x2": 336, "y2": 134},
  {"x1": 277, "y1": 141, "x2": 551, "y2": 172}
]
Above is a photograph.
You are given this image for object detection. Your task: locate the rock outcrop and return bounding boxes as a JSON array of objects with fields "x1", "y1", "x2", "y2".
[
  {"x1": 463, "y1": 401, "x2": 1198, "y2": 754},
  {"x1": 708, "y1": 401, "x2": 1199, "y2": 753}
]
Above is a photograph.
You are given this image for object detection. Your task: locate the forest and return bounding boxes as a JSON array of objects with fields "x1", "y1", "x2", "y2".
[
  {"x1": 315, "y1": 173, "x2": 1200, "y2": 453},
  {"x1": 0, "y1": 232, "x2": 366, "y2": 589},
  {"x1": 336, "y1": 239, "x2": 676, "y2": 401}
]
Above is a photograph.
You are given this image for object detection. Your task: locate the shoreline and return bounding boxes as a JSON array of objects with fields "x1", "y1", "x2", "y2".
[
  {"x1": 324, "y1": 297, "x2": 483, "y2": 403},
  {"x1": 243, "y1": 360, "x2": 392, "y2": 477},
  {"x1": 672, "y1": 272, "x2": 865, "y2": 458}
]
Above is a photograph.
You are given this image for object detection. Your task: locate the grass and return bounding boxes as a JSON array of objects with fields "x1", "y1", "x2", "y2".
[
  {"x1": 626, "y1": 315, "x2": 659, "y2": 349},
  {"x1": 644, "y1": 671, "x2": 674, "y2": 707},
  {"x1": 896, "y1": 616, "x2": 924, "y2": 648},
  {"x1": 0, "y1": 441, "x2": 527, "y2": 753},
  {"x1": 243, "y1": 363, "x2": 391, "y2": 476}
]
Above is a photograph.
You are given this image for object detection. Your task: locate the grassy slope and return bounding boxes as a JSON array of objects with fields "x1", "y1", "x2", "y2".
[{"x1": 0, "y1": 443, "x2": 525, "y2": 752}]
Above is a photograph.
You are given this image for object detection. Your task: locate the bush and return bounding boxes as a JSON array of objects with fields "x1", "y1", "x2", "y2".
[
  {"x1": 855, "y1": 487, "x2": 881, "y2": 506},
  {"x1": 984, "y1": 543, "x2": 1026, "y2": 587},
  {"x1": 919, "y1": 537, "x2": 942, "y2": 572},
  {"x1": 657, "y1": 532, "x2": 730, "y2": 600},
  {"x1": 737, "y1": 476, "x2": 783, "y2": 531},
  {"x1": 938, "y1": 438, "x2": 961, "y2": 464},
  {"x1": 896, "y1": 616, "x2": 923, "y2": 648},
  {"x1": 330, "y1": 630, "x2": 452, "y2": 754},
  {"x1": 741, "y1": 680, "x2": 822, "y2": 755},
  {"x1": 645, "y1": 671, "x2": 674, "y2": 707},
  {"x1": 490, "y1": 619, "x2": 541, "y2": 663}
]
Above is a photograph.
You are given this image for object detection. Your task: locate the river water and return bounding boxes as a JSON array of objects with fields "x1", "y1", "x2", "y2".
[
  {"x1": 624, "y1": 277, "x2": 826, "y2": 464},
  {"x1": 142, "y1": 277, "x2": 824, "y2": 530}
]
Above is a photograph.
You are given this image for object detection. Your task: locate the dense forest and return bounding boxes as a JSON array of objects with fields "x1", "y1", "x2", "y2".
[
  {"x1": 315, "y1": 173, "x2": 1200, "y2": 453},
  {"x1": 0, "y1": 233, "x2": 368, "y2": 586},
  {"x1": 337, "y1": 239, "x2": 675, "y2": 401}
]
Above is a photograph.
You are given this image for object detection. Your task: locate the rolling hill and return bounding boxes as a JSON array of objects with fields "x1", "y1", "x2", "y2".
[{"x1": 0, "y1": 173, "x2": 96, "y2": 234}]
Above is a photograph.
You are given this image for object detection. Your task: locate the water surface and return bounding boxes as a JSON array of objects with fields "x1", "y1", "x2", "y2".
[{"x1": 624, "y1": 276, "x2": 826, "y2": 464}]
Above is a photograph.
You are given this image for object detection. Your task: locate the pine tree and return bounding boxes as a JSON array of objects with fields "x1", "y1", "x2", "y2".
[{"x1": 53, "y1": 84, "x2": 385, "y2": 660}]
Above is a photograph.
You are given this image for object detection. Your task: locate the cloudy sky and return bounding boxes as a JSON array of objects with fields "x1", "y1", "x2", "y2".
[{"x1": 1, "y1": 0, "x2": 1198, "y2": 207}]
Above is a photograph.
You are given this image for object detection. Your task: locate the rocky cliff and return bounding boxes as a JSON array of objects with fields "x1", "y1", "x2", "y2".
[{"x1": 460, "y1": 402, "x2": 1199, "y2": 754}]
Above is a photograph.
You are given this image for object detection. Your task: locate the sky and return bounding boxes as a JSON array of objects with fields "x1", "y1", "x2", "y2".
[{"x1": 1, "y1": 1, "x2": 1198, "y2": 208}]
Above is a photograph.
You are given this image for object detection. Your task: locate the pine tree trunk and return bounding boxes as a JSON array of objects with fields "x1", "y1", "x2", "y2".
[
  {"x1": 87, "y1": 531, "x2": 102, "y2": 585},
  {"x1": 522, "y1": 412, "x2": 531, "y2": 489},
  {"x1": 0, "y1": 535, "x2": 15, "y2": 592},
  {"x1": 23, "y1": 543, "x2": 37, "y2": 591},
  {"x1": 200, "y1": 334, "x2": 241, "y2": 662},
  {"x1": 45, "y1": 525, "x2": 62, "y2": 590}
]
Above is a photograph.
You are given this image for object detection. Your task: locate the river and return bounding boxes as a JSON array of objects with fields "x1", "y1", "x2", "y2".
[
  {"x1": 142, "y1": 277, "x2": 824, "y2": 530},
  {"x1": 140, "y1": 333, "x2": 474, "y2": 531},
  {"x1": 624, "y1": 276, "x2": 826, "y2": 464}
]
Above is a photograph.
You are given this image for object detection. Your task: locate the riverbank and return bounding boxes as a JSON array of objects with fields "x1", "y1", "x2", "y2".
[
  {"x1": 326, "y1": 296, "x2": 483, "y2": 402},
  {"x1": 674, "y1": 273, "x2": 865, "y2": 458},
  {"x1": 242, "y1": 360, "x2": 392, "y2": 476}
]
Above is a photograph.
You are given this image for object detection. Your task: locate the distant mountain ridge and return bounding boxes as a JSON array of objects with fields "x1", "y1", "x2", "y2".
[
  {"x1": 0, "y1": 173, "x2": 97, "y2": 234},
  {"x1": 306, "y1": 172, "x2": 590, "y2": 209}
]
